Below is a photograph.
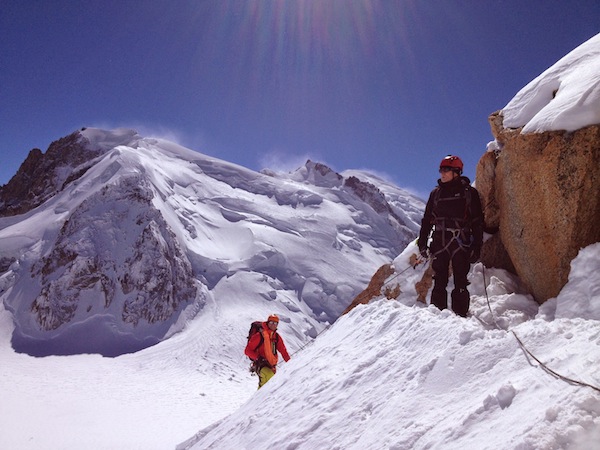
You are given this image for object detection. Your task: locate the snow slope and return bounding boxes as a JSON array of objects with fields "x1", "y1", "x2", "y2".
[
  {"x1": 0, "y1": 291, "x2": 255, "y2": 449},
  {"x1": 180, "y1": 243, "x2": 600, "y2": 450},
  {"x1": 2, "y1": 242, "x2": 598, "y2": 450},
  {"x1": 0, "y1": 127, "x2": 425, "y2": 448}
]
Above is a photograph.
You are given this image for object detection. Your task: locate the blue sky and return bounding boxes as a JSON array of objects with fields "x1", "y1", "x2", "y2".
[{"x1": 1, "y1": 0, "x2": 598, "y2": 197}]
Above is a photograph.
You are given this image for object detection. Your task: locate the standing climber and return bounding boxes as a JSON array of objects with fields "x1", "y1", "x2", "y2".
[
  {"x1": 417, "y1": 155, "x2": 483, "y2": 317},
  {"x1": 245, "y1": 314, "x2": 290, "y2": 388}
]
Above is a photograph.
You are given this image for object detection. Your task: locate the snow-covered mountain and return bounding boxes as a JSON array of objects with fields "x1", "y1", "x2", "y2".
[
  {"x1": 2, "y1": 32, "x2": 598, "y2": 450},
  {"x1": 0, "y1": 128, "x2": 423, "y2": 356}
]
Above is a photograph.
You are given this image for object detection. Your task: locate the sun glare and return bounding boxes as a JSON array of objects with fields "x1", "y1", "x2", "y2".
[{"x1": 191, "y1": 0, "x2": 418, "y2": 91}]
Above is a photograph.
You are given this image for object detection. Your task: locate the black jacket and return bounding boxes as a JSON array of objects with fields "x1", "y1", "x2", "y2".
[{"x1": 418, "y1": 176, "x2": 483, "y2": 251}]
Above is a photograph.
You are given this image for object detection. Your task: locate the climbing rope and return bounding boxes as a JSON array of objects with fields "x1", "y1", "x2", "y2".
[
  {"x1": 290, "y1": 259, "x2": 425, "y2": 358},
  {"x1": 293, "y1": 258, "x2": 599, "y2": 393},
  {"x1": 383, "y1": 259, "x2": 426, "y2": 286},
  {"x1": 289, "y1": 323, "x2": 332, "y2": 357},
  {"x1": 480, "y1": 266, "x2": 600, "y2": 393}
]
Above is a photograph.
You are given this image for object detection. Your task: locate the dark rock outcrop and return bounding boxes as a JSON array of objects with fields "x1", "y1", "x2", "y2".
[
  {"x1": 0, "y1": 131, "x2": 103, "y2": 216},
  {"x1": 344, "y1": 176, "x2": 407, "y2": 227}
]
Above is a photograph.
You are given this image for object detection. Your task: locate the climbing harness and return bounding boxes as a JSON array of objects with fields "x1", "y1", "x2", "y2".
[
  {"x1": 479, "y1": 266, "x2": 600, "y2": 393},
  {"x1": 423, "y1": 186, "x2": 473, "y2": 260},
  {"x1": 429, "y1": 227, "x2": 471, "y2": 261}
]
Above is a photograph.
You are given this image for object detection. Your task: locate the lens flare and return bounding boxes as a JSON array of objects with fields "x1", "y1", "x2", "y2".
[{"x1": 188, "y1": 1, "x2": 420, "y2": 113}]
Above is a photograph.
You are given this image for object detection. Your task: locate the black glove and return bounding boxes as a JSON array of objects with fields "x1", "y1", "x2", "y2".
[
  {"x1": 249, "y1": 360, "x2": 258, "y2": 373},
  {"x1": 469, "y1": 246, "x2": 481, "y2": 264},
  {"x1": 250, "y1": 357, "x2": 265, "y2": 372}
]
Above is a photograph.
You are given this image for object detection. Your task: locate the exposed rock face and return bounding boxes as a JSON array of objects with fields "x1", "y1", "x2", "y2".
[
  {"x1": 476, "y1": 151, "x2": 516, "y2": 274},
  {"x1": 30, "y1": 175, "x2": 198, "y2": 334},
  {"x1": 0, "y1": 131, "x2": 104, "y2": 216},
  {"x1": 344, "y1": 176, "x2": 407, "y2": 227},
  {"x1": 478, "y1": 112, "x2": 600, "y2": 303},
  {"x1": 414, "y1": 260, "x2": 433, "y2": 304},
  {"x1": 304, "y1": 160, "x2": 344, "y2": 188},
  {"x1": 342, "y1": 264, "x2": 396, "y2": 314},
  {"x1": 0, "y1": 257, "x2": 16, "y2": 273}
]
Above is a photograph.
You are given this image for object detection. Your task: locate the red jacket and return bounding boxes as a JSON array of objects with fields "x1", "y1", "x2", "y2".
[{"x1": 245, "y1": 322, "x2": 290, "y2": 370}]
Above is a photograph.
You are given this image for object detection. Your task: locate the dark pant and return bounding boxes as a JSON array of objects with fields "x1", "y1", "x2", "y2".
[{"x1": 430, "y1": 239, "x2": 471, "y2": 317}]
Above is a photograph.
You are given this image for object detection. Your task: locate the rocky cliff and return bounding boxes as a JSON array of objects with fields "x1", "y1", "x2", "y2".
[
  {"x1": 0, "y1": 130, "x2": 105, "y2": 216},
  {"x1": 478, "y1": 113, "x2": 600, "y2": 303},
  {"x1": 475, "y1": 33, "x2": 600, "y2": 304},
  {"x1": 30, "y1": 175, "x2": 198, "y2": 333}
]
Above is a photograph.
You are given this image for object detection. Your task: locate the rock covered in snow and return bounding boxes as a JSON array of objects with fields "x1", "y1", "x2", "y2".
[
  {"x1": 481, "y1": 113, "x2": 599, "y2": 304},
  {"x1": 11, "y1": 174, "x2": 201, "y2": 356},
  {"x1": 286, "y1": 159, "x2": 344, "y2": 188},
  {"x1": 477, "y1": 33, "x2": 600, "y2": 303},
  {"x1": 0, "y1": 128, "x2": 142, "y2": 217},
  {"x1": 502, "y1": 33, "x2": 600, "y2": 133}
]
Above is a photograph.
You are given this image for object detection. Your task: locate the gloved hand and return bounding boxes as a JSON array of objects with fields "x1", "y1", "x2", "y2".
[
  {"x1": 249, "y1": 360, "x2": 258, "y2": 373},
  {"x1": 469, "y1": 246, "x2": 481, "y2": 264}
]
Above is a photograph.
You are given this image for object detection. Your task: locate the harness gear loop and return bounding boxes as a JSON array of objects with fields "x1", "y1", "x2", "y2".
[{"x1": 430, "y1": 226, "x2": 471, "y2": 261}]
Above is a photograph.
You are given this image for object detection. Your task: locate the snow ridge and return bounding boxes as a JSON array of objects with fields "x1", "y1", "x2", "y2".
[{"x1": 180, "y1": 243, "x2": 600, "y2": 450}]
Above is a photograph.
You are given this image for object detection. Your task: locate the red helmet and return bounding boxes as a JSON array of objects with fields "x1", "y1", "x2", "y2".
[{"x1": 439, "y1": 155, "x2": 463, "y2": 174}]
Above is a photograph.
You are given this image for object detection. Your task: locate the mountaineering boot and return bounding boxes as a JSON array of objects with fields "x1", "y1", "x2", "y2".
[
  {"x1": 431, "y1": 287, "x2": 448, "y2": 311},
  {"x1": 451, "y1": 287, "x2": 470, "y2": 317}
]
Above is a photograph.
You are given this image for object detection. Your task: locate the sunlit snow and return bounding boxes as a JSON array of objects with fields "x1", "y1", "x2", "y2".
[
  {"x1": 503, "y1": 33, "x2": 600, "y2": 132},
  {"x1": 180, "y1": 242, "x2": 600, "y2": 449}
]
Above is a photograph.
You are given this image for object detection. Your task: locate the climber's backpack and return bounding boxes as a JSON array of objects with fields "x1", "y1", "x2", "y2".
[
  {"x1": 247, "y1": 320, "x2": 279, "y2": 352},
  {"x1": 247, "y1": 321, "x2": 264, "y2": 351}
]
